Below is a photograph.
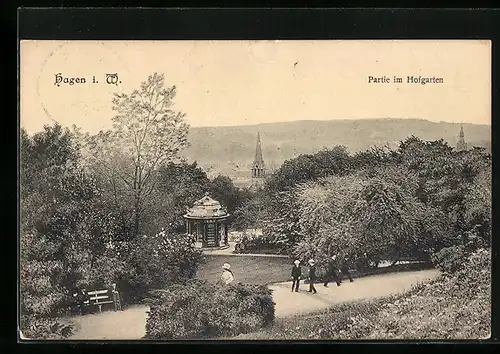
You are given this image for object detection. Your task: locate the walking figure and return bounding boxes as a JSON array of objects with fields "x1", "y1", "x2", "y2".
[
  {"x1": 291, "y1": 260, "x2": 302, "y2": 292},
  {"x1": 221, "y1": 263, "x2": 234, "y2": 285},
  {"x1": 340, "y1": 255, "x2": 354, "y2": 283},
  {"x1": 323, "y1": 255, "x2": 341, "y2": 287},
  {"x1": 307, "y1": 259, "x2": 317, "y2": 294}
]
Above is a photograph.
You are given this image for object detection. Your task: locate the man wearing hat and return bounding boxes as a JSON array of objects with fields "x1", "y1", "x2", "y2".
[
  {"x1": 291, "y1": 260, "x2": 302, "y2": 292},
  {"x1": 340, "y1": 254, "x2": 355, "y2": 283},
  {"x1": 221, "y1": 263, "x2": 234, "y2": 285},
  {"x1": 307, "y1": 259, "x2": 318, "y2": 294},
  {"x1": 323, "y1": 255, "x2": 341, "y2": 287}
]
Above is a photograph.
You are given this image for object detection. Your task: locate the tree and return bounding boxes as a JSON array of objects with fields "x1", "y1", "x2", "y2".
[
  {"x1": 262, "y1": 191, "x2": 302, "y2": 254},
  {"x1": 396, "y1": 136, "x2": 453, "y2": 172},
  {"x1": 277, "y1": 138, "x2": 491, "y2": 270},
  {"x1": 265, "y1": 146, "x2": 353, "y2": 193},
  {"x1": 352, "y1": 145, "x2": 396, "y2": 172},
  {"x1": 395, "y1": 137, "x2": 490, "y2": 237},
  {"x1": 85, "y1": 73, "x2": 190, "y2": 238},
  {"x1": 209, "y1": 175, "x2": 251, "y2": 217},
  {"x1": 21, "y1": 124, "x2": 122, "y2": 284},
  {"x1": 293, "y1": 174, "x2": 367, "y2": 264},
  {"x1": 231, "y1": 191, "x2": 267, "y2": 231},
  {"x1": 83, "y1": 131, "x2": 136, "y2": 240},
  {"x1": 351, "y1": 175, "x2": 420, "y2": 264},
  {"x1": 20, "y1": 124, "x2": 120, "y2": 338},
  {"x1": 464, "y1": 165, "x2": 492, "y2": 245},
  {"x1": 150, "y1": 161, "x2": 211, "y2": 233},
  {"x1": 293, "y1": 165, "x2": 448, "y2": 267}
]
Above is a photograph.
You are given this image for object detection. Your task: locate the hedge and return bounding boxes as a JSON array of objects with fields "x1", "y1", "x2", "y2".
[{"x1": 144, "y1": 279, "x2": 275, "y2": 339}]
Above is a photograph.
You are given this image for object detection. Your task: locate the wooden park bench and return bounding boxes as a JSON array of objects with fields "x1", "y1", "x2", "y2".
[{"x1": 87, "y1": 287, "x2": 122, "y2": 313}]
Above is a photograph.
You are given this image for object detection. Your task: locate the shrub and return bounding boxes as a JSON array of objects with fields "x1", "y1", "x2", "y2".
[
  {"x1": 431, "y1": 225, "x2": 488, "y2": 274},
  {"x1": 242, "y1": 298, "x2": 387, "y2": 340},
  {"x1": 19, "y1": 231, "x2": 75, "y2": 339},
  {"x1": 87, "y1": 252, "x2": 128, "y2": 289},
  {"x1": 235, "y1": 234, "x2": 287, "y2": 255},
  {"x1": 144, "y1": 280, "x2": 275, "y2": 339},
  {"x1": 120, "y1": 229, "x2": 204, "y2": 301},
  {"x1": 368, "y1": 247, "x2": 491, "y2": 340},
  {"x1": 20, "y1": 316, "x2": 74, "y2": 340},
  {"x1": 431, "y1": 244, "x2": 467, "y2": 274}
]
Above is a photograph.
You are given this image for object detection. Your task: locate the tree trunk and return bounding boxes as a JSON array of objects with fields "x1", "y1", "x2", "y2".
[
  {"x1": 133, "y1": 196, "x2": 141, "y2": 238},
  {"x1": 133, "y1": 164, "x2": 141, "y2": 238}
]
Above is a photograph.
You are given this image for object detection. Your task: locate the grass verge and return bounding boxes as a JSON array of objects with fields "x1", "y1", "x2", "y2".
[{"x1": 196, "y1": 255, "x2": 292, "y2": 285}]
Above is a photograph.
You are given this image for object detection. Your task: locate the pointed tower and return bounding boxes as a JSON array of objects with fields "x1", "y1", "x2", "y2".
[
  {"x1": 456, "y1": 124, "x2": 468, "y2": 152},
  {"x1": 251, "y1": 132, "x2": 266, "y2": 186}
]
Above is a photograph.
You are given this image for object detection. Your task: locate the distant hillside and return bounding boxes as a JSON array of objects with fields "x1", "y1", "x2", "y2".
[{"x1": 180, "y1": 118, "x2": 490, "y2": 178}]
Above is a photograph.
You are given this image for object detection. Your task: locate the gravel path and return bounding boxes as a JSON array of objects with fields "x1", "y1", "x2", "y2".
[
  {"x1": 69, "y1": 305, "x2": 150, "y2": 340},
  {"x1": 68, "y1": 269, "x2": 440, "y2": 340},
  {"x1": 268, "y1": 269, "x2": 440, "y2": 318}
]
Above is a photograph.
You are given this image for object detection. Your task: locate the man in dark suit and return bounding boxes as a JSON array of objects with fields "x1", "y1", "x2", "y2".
[
  {"x1": 340, "y1": 255, "x2": 354, "y2": 283},
  {"x1": 324, "y1": 255, "x2": 341, "y2": 287},
  {"x1": 307, "y1": 259, "x2": 318, "y2": 294},
  {"x1": 291, "y1": 260, "x2": 302, "y2": 292}
]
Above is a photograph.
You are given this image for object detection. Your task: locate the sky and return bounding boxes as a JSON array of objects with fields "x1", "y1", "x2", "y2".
[{"x1": 20, "y1": 40, "x2": 491, "y2": 134}]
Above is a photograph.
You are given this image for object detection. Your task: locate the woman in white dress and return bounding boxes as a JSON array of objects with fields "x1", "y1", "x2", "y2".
[{"x1": 221, "y1": 263, "x2": 234, "y2": 285}]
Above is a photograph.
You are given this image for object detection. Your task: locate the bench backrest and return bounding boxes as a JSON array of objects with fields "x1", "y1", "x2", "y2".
[
  {"x1": 88, "y1": 290, "x2": 108, "y2": 296},
  {"x1": 87, "y1": 289, "x2": 111, "y2": 302}
]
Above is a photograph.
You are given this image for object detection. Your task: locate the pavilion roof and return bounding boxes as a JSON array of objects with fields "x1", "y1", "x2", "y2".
[{"x1": 184, "y1": 192, "x2": 229, "y2": 219}]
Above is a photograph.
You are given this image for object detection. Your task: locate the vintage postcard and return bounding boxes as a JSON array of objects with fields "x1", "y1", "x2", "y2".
[{"x1": 19, "y1": 40, "x2": 491, "y2": 341}]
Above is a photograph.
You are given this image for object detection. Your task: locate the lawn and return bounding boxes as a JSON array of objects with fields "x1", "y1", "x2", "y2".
[
  {"x1": 196, "y1": 255, "x2": 293, "y2": 285},
  {"x1": 196, "y1": 255, "x2": 433, "y2": 286}
]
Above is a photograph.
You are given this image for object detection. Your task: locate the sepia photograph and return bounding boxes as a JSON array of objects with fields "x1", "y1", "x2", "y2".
[{"x1": 19, "y1": 40, "x2": 491, "y2": 341}]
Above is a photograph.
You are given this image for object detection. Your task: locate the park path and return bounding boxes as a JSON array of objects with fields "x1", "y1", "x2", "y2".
[
  {"x1": 268, "y1": 269, "x2": 440, "y2": 318},
  {"x1": 68, "y1": 305, "x2": 150, "y2": 340},
  {"x1": 68, "y1": 268, "x2": 439, "y2": 340}
]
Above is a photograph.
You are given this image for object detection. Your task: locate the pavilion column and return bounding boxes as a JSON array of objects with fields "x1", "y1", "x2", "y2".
[{"x1": 216, "y1": 222, "x2": 220, "y2": 246}]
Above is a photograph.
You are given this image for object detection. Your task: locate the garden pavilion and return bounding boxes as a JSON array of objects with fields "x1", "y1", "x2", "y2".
[{"x1": 184, "y1": 192, "x2": 230, "y2": 249}]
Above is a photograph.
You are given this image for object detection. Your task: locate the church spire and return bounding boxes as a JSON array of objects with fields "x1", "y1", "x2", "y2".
[
  {"x1": 456, "y1": 123, "x2": 467, "y2": 151},
  {"x1": 252, "y1": 132, "x2": 266, "y2": 181},
  {"x1": 254, "y1": 132, "x2": 264, "y2": 165}
]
